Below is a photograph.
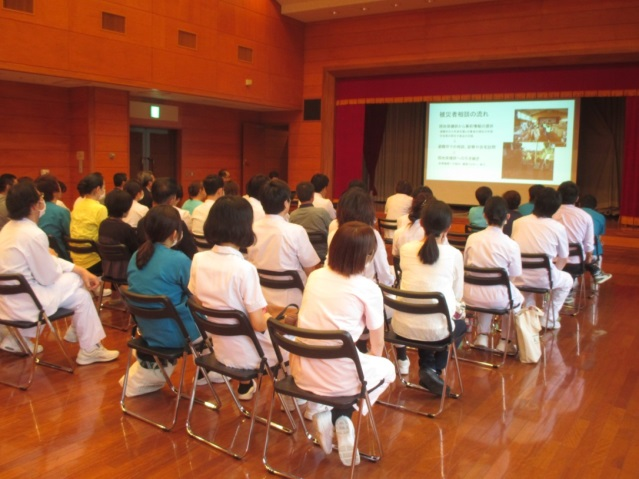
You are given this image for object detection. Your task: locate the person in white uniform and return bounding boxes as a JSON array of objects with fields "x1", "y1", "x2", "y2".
[
  {"x1": 247, "y1": 179, "x2": 321, "y2": 309},
  {"x1": 190, "y1": 195, "x2": 287, "y2": 401},
  {"x1": 511, "y1": 187, "x2": 572, "y2": 329},
  {"x1": 0, "y1": 181, "x2": 119, "y2": 365},
  {"x1": 392, "y1": 200, "x2": 467, "y2": 396},
  {"x1": 243, "y1": 174, "x2": 268, "y2": 223},
  {"x1": 191, "y1": 174, "x2": 224, "y2": 236},
  {"x1": 383, "y1": 180, "x2": 412, "y2": 239},
  {"x1": 292, "y1": 221, "x2": 396, "y2": 467},
  {"x1": 463, "y1": 196, "x2": 524, "y2": 354},
  {"x1": 392, "y1": 191, "x2": 431, "y2": 257},
  {"x1": 310, "y1": 173, "x2": 336, "y2": 220},
  {"x1": 122, "y1": 180, "x2": 149, "y2": 228}
]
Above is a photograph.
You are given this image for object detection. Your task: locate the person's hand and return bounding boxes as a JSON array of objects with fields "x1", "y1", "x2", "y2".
[{"x1": 73, "y1": 266, "x2": 101, "y2": 290}]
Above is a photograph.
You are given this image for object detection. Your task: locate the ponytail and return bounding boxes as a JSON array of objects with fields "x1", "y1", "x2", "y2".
[
  {"x1": 418, "y1": 199, "x2": 452, "y2": 266},
  {"x1": 136, "y1": 240, "x2": 155, "y2": 269},
  {"x1": 418, "y1": 232, "x2": 440, "y2": 265}
]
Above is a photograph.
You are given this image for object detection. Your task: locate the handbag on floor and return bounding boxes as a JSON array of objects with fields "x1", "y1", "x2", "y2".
[{"x1": 514, "y1": 306, "x2": 543, "y2": 363}]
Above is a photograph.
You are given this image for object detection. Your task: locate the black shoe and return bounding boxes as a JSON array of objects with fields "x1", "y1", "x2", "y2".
[{"x1": 419, "y1": 368, "x2": 450, "y2": 396}]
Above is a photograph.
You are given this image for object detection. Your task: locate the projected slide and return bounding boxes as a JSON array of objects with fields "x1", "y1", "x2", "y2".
[{"x1": 425, "y1": 100, "x2": 577, "y2": 191}]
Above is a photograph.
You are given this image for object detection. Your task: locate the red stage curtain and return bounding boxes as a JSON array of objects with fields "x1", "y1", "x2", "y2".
[
  {"x1": 363, "y1": 104, "x2": 388, "y2": 196},
  {"x1": 621, "y1": 96, "x2": 639, "y2": 226},
  {"x1": 334, "y1": 104, "x2": 365, "y2": 197}
]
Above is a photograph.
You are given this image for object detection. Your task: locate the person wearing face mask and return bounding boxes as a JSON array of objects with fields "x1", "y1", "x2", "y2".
[
  {"x1": 35, "y1": 174, "x2": 71, "y2": 261},
  {"x1": 70, "y1": 173, "x2": 108, "y2": 276},
  {"x1": 122, "y1": 180, "x2": 149, "y2": 228},
  {"x1": 0, "y1": 181, "x2": 120, "y2": 364}
]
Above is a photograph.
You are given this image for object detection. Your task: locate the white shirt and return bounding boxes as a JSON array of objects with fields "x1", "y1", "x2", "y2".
[
  {"x1": 176, "y1": 205, "x2": 192, "y2": 231},
  {"x1": 313, "y1": 192, "x2": 336, "y2": 220},
  {"x1": 463, "y1": 226, "x2": 524, "y2": 310},
  {"x1": 191, "y1": 199, "x2": 215, "y2": 235},
  {"x1": 511, "y1": 214, "x2": 569, "y2": 288},
  {"x1": 552, "y1": 204, "x2": 594, "y2": 263},
  {"x1": 189, "y1": 246, "x2": 268, "y2": 369},
  {"x1": 396, "y1": 214, "x2": 410, "y2": 230},
  {"x1": 0, "y1": 219, "x2": 75, "y2": 320},
  {"x1": 392, "y1": 240, "x2": 463, "y2": 342},
  {"x1": 385, "y1": 193, "x2": 412, "y2": 220},
  {"x1": 246, "y1": 196, "x2": 265, "y2": 222},
  {"x1": 123, "y1": 200, "x2": 148, "y2": 228},
  {"x1": 247, "y1": 214, "x2": 320, "y2": 308},
  {"x1": 392, "y1": 220, "x2": 424, "y2": 257}
]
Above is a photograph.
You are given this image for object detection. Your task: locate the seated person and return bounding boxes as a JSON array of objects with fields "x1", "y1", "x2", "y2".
[
  {"x1": 392, "y1": 191, "x2": 429, "y2": 258},
  {"x1": 223, "y1": 180, "x2": 240, "y2": 197},
  {"x1": 502, "y1": 190, "x2": 522, "y2": 237},
  {"x1": 181, "y1": 181, "x2": 204, "y2": 215},
  {"x1": 310, "y1": 173, "x2": 336, "y2": 220},
  {"x1": 396, "y1": 185, "x2": 434, "y2": 230},
  {"x1": 113, "y1": 172, "x2": 127, "y2": 191},
  {"x1": 247, "y1": 179, "x2": 320, "y2": 309},
  {"x1": 122, "y1": 205, "x2": 202, "y2": 397},
  {"x1": 0, "y1": 173, "x2": 18, "y2": 230},
  {"x1": 0, "y1": 181, "x2": 119, "y2": 364},
  {"x1": 467, "y1": 186, "x2": 492, "y2": 228},
  {"x1": 463, "y1": 196, "x2": 523, "y2": 353},
  {"x1": 137, "y1": 171, "x2": 154, "y2": 209},
  {"x1": 189, "y1": 196, "x2": 287, "y2": 401},
  {"x1": 518, "y1": 184, "x2": 543, "y2": 216},
  {"x1": 289, "y1": 181, "x2": 331, "y2": 261},
  {"x1": 383, "y1": 180, "x2": 413, "y2": 238},
  {"x1": 392, "y1": 200, "x2": 467, "y2": 396},
  {"x1": 292, "y1": 222, "x2": 396, "y2": 467},
  {"x1": 580, "y1": 194, "x2": 612, "y2": 284},
  {"x1": 512, "y1": 187, "x2": 572, "y2": 329},
  {"x1": 35, "y1": 174, "x2": 71, "y2": 261},
  {"x1": 122, "y1": 180, "x2": 149, "y2": 228},
  {"x1": 192, "y1": 174, "x2": 225, "y2": 236},
  {"x1": 244, "y1": 174, "x2": 268, "y2": 222}
]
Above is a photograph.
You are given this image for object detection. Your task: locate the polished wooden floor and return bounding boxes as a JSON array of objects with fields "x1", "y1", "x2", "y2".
[{"x1": 1, "y1": 230, "x2": 639, "y2": 478}]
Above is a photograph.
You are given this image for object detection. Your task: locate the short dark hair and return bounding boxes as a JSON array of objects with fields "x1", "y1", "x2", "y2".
[
  {"x1": 204, "y1": 196, "x2": 255, "y2": 249},
  {"x1": 475, "y1": 186, "x2": 493, "y2": 206},
  {"x1": 412, "y1": 185, "x2": 434, "y2": 198},
  {"x1": 347, "y1": 179, "x2": 367, "y2": 192},
  {"x1": 187, "y1": 181, "x2": 202, "y2": 198},
  {"x1": 395, "y1": 180, "x2": 412, "y2": 195},
  {"x1": 246, "y1": 174, "x2": 269, "y2": 199},
  {"x1": 418, "y1": 200, "x2": 452, "y2": 265},
  {"x1": 310, "y1": 173, "x2": 329, "y2": 193},
  {"x1": 77, "y1": 173, "x2": 104, "y2": 196},
  {"x1": 105, "y1": 189, "x2": 133, "y2": 218},
  {"x1": 138, "y1": 171, "x2": 154, "y2": 188},
  {"x1": 268, "y1": 170, "x2": 279, "y2": 179},
  {"x1": 502, "y1": 190, "x2": 521, "y2": 210},
  {"x1": 337, "y1": 188, "x2": 376, "y2": 227},
  {"x1": 580, "y1": 194, "x2": 597, "y2": 209},
  {"x1": 6, "y1": 180, "x2": 40, "y2": 220},
  {"x1": 260, "y1": 179, "x2": 291, "y2": 214},
  {"x1": 218, "y1": 169, "x2": 230, "y2": 179},
  {"x1": 113, "y1": 172, "x2": 127, "y2": 188},
  {"x1": 35, "y1": 174, "x2": 60, "y2": 202},
  {"x1": 124, "y1": 180, "x2": 143, "y2": 199},
  {"x1": 296, "y1": 181, "x2": 315, "y2": 202},
  {"x1": 223, "y1": 180, "x2": 240, "y2": 196},
  {"x1": 328, "y1": 221, "x2": 377, "y2": 276},
  {"x1": 202, "y1": 174, "x2": 224, "y2": 196},
  {"x1": 0, "y1": 173, "x2": 17, "y2": 193},
  {"x1": 558, "y1": 181, "x2": 579, "y2": 205},
  {"x1": 151, "y1": 177, "x2": 178, "y2": 205},
  {"x1": 484, "y1": 196, "x2": 509, "y2": 226},
  {"x1": 136, "y1": 205, "x2": 182, "y2": 269},
  {"x1": 533, "y1": 187, "x2": 562, "y2": 218},
  {"x1": 528, "y1": 184, "x2": 544, "y2": 202}
]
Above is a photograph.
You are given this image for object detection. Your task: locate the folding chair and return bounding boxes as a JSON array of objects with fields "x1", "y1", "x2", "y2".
[
  {"x1": 95, "y1": 242, "x2": 132, "y2": 330},
  {"x1": 64, "y1": 236, "x2": 98, "y2": 257},
  {"x1": 561, "y1": 243, "x2": 586, "y2": 316},
  {"x1": 377, "y1": 218, "x2": 397, "y2": 245},
  {"x1": 264, "y1": 318, "x2": 384, "y2": 479},
  {"x1": 307, "y1": 230, "x2": 328, "y2": 263},
  {"x1": 192, "y1": 233, "x2": 212, "y2": 251},
  {"x1": 461, "y1": 266, "x2": 517, "y2": 369},
  {"x1": 447, "y1": 232, "x2": 470, "y2": 252},
  {"x1": 0, "y1": 274, "x2": 75, "y2": 390},
  {"x1": 186, "y1": 299, "x2": 293, "y2": 459},
  {"x1": 465, "y1": 224, "x2": 485, "y2": 234},
  {"x1": 392, "y1": 255, "x2": 402, "y2": 288},
  {"x1": 378, "y1": 284, "x2": 463, "y2": 418},
  {"x1": 47, "y1": 234, "x2": 68, "y2": 260},
  {"x1": 517, "y1": 253, "x2": 555, "y2": 329},
  {"x1": 257, "y1": 269, "x2": 305, "y2": 301},
  {"x1": 119, "y1": 288, "x2": 194, "y2": 431}
]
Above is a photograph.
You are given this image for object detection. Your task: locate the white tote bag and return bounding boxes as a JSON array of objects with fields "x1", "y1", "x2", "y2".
[{"x1": 514, "y1": 306, "x2": 544, "y2": 363}]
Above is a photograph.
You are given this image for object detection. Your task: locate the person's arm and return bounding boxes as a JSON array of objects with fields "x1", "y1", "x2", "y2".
[
  {"x1": 555, "y1": 256, "x2": 568, "y2": 270},
  {"x1": 72, "y1": 265, "x2": 100, "y2": 290},
  {"x1": 248, "y1": 308, "x2": 269, "y2": 333},
  {"x1": 368, "y1": 325, "x2": 385, "y2": 357}
]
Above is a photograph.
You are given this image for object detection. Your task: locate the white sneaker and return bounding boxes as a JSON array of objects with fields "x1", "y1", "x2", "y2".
[
  {"x1": 196, "y1": 370, "x2": 226, "y2": 386},
  {"x1": 397, "y1": 358, "x2": 410, "y2": 375},
  {"x1": 64, "y1": 325, "x2": 78, "y2": 343},
  {"x1": 304, "y1": 402, "x2": 331, "y2": 421},
  {"x1": 0, "y1": 334, "x2": 43, "y2": 354},
  {"x1": 496, "y1": 338, "x2": 518, "y2": 356},
  {"x1": 472, "y1": 334, "x2": 489, "y2": 349},
  {"x1": 594, "y1": 272, "x2": 612, "y2": 285},
  {"x1": 102, "y1": 288, "x2": 112, "y2": 297},
  {"x1": 542, "y1": 318, "x2": 561, "y2": 330},
  {"x1": 335, "y1": 416, "x2": 360, "y2": 466},
  {"x1": 237, "y1": 379, "x2": 256, "y2": 401},
  {"x1": 76, "y1": 344, "x2": 119, "y2": 365},
  {"x1": 313, "y1": 410, "x2": 334, "y2": 455}
]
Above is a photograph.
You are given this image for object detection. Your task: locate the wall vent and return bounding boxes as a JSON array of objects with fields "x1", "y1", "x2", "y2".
[
  {"x1": 102, "y1": 12, "x2": 125, "y2": 33},
  {"x1": 178, "y1": 30, "x2": 197, "y2": 49},
  {"x1": 238, "y1": 45, "x2": 253, "y2": 63},
  {"x1": 3, "y1": 0, "x2": 33, "y2": 13}
]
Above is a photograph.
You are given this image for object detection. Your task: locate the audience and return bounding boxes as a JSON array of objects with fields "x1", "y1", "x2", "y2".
[
  {"x1": 218, "y1": 169, "x2": 232, "y2": 183},
  {"x1": 0, "y1": 173, "x2": 18, "y2": 230},
  {"x1": 502, "y1": 190, "x2": 522, "y2": 237},
  {"x1": 468, "y1": 186, "x2": 492, "y2": 228},
  {"x1": 191, "y1": 174, "x2": 224, "y2": 236},
  {"x1": 137, "y1": 171, "x2": 155, "y2": 209},
  {"x1": 519, "y1": 184, "x2": 544, "y2": 216},
  {"x1": 244, "y1": 174, "x2": 268, "y2": 223},
  {"x1": 35, "y1": 174, "x2": 71, "y2": 261},
  {"x1": 123, "y1": 180, "x2": 149, "y2": 228},
  {"x1": 99, "y1": 190, "x2": 138, "y2": 254},
  {"x1": 289, "y1": 181, "x2": 331, "y2": 261},
  {"x1": 580, "y1": 194, "x2": 612, "y2": 284},
  {"x1": 392, "y1": 192, "x2": 429, "y2": 258},
  {"x1": 311, "y1": 173, "x2": 336, "y2": 220},
  {"x1": 181, "y1": 181, "x2": 204, "y2": 215},
  {"x1": 384, "y1": 180, "x2": 413, "y2": 223},
  {"x1": 223, "y1": 180, "x2": 240, "y2": 197},
  {"x1": 396, "y1": 185, "x2": 434, "y2": 229},
  {"x1": 113, "y1": 172, "x2": 127, "y2": 191}
]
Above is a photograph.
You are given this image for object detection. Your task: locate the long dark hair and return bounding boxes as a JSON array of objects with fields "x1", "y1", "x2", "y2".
[
  {"x1": 418, "y1": 200, "x2": 452, "y2": 265},
  {"x1": 136, "y1": 205, "x2": 182, "y2": 269}
]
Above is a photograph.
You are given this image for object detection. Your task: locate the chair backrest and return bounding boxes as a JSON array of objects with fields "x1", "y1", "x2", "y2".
[
  {"x1": 64, "y1": 236, "x2": 98, "y2": 255},
  {"x1": 392, "y1": 255, "x2": 402, "y2": 287},
  {"x1": 187, "y1": 298, "x2": 266, "y2": 359},
  {"x1": 266, "y1": 317, "x2": 366, "y2": 387},
  {"x1": 120, "y1": 288, "x2": 192, "y2": 342},
  {"x1": 192, "y1": 233, "x2": 212, "y2": 250},
  {"x1": 568, "y1": 242, "x2": 585, "y2": 268},
  {"x1": 0, "y1": 273, "x2": 44, "y2": 320},
  {"x1": 463, "y1": 266, "x2": 514, "y2": 309},
  {"x1": 379, "y1": 284, "x2": 453, "y2": 338},
  {"x1": 378, "y1": 218, "x2": 397, "y2": 234},
  {"x1": 257, "y1": 269, "x2": 305, "y2": 294},
  {"x1": 465, "y1": 224, "x2": 485, "y2": 234},
  {"x1": 96, "y1": 242, "x2": 131, "y2": 283},
  {"x1": 520, "y1": 253, "x2": 553, "y2": 289},
  {"x1": 447, "y1": 232, "x2": 470, "y2": 251},
  {"x1": 47, "y1": 235, "x2": 66, "y2": 259}
]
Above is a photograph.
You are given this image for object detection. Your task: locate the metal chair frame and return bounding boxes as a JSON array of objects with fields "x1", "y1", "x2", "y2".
[
  {"x1": 561, "y1": 243, "x2": 587, "y2": 316},
  {"x1": 461, "y1": 266, "x2": 517, "y2": 369},
  {"x1": 392, "y1": 255, "x2": 402, "y2": 288},
  {"x1": 517, "y1": 253, "x2": 555, "y2": 330},
  {"x1": 465, "y1": 224, "x2": 486, "y2": 234},
  {"x1": 0, "y1": 274, "x2": 75, "y2": 390},
  {"x1": 256, "y1": 269, "x2": 305, "y2": 296},
  {"x1": 306, "y1": 230, "x2": 328, "y2": 263},
  {"x1": 447, "y1": 232, "x2": 470, "y2": 252},
  {"x1": 192, "y1": 233, "x2": 212, "y2": 251},
  {"x1": 264, "y1": 318, "x2": 383, "y2": 479},
  {"x1": 185, "y1": 299, "x2": 293, "y2": 460},
  {"x1": 379, "y1": 284, "x2": 463, "y2": 418},
  {"x1": 95, "y1": 242, "x2": 132, "y2": 330},
  {"x1": 377, "y1": 218, "x2": 398, "y2": 245}
]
